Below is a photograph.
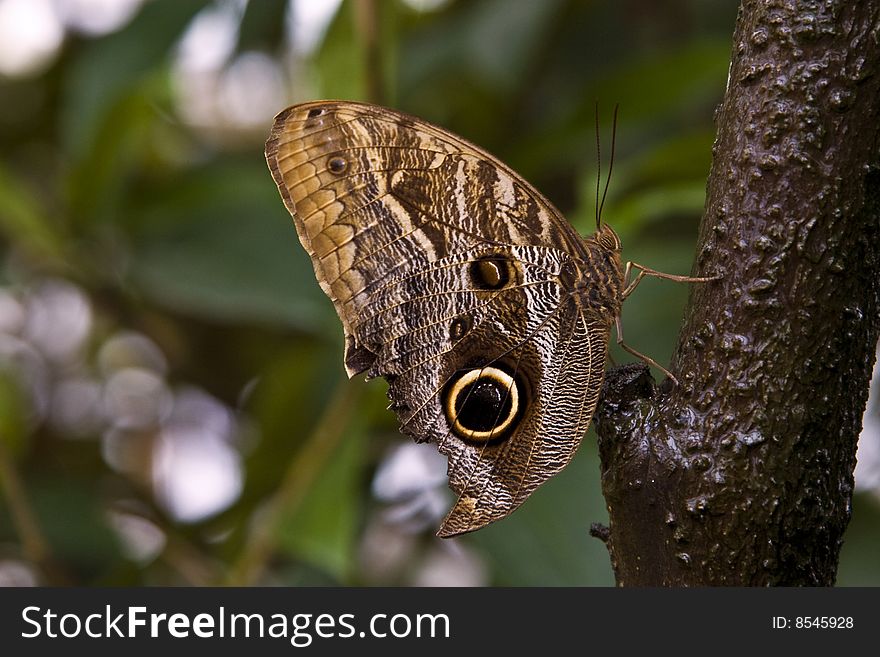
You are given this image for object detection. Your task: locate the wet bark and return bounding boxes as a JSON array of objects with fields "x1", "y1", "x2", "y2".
[{"x1": 593, "y1": 0, "x2": 880, "y2": 585}]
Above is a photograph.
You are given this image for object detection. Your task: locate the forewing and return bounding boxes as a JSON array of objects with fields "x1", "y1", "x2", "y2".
[{"x1": 265, "y1": 100, "x2": 584, "y2": 375}]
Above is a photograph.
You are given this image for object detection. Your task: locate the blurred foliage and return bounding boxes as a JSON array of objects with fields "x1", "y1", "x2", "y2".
[{"x1": 0, "y1": 0, "x2": 877, "y2": 588}]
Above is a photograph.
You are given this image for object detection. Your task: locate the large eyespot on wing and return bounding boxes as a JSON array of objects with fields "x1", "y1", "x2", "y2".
[
  {"x1": 442, "y1": 365, "x2": 523, "y2": 443},
  {"x1": 436, "y1": 308, "x2": 609, "y2": 538},
  {"x1": 265, "y1": 101, "x2": 590, "y2": 376}
]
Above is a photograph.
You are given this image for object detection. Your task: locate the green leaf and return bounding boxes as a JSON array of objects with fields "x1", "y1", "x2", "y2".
[
  {"x1": 0, "y1": 164, "x2": 66, "y2": 264},
  {"x1": 237, "y1": 348, "x2": 367, "y2": 582},
  {"x1": 65, "y1": 84, "x2": 159, "y2": 228},
  {"x1": 400, "y1": 0, "x2": 566, "y2": 96},
  {"x1": 590, "y1": 39, "x2": 731, "y2": 124},
  {"x1": 60, "y1": 0, "x2": 208, "y2": 228},
  {"x1": 128, "y1": 163, "x2": 333, "y2": 331},
  {"x1": 0, "y1": 370, "x2": 28, "y2": 457},
  {"x1": 241, "y1": 343, "x2": 343, "y2": 509},
  {"x1": 594, "y1": 182, "x2": 708, "y2": 240},
  {"x1": 275, "y1": 419, "x2": 366, "y2": 582},
  {"x1": 505, "y1": 40, "x2": 729, "y2": 187},
  {"x1": 237, "y1": 0, "x2": 287, "y2": 52},
  {"x1": 61, "y1": 0, "x2": 207, "y2": 161},
  {"x1": 0, "y1": 475, "x2": 123, "y2": 582},
  {"x1": 312, "y1": 2, "x2": 365, "y2": 101},
  {"x1": 567, "y1": 129, "x2": 714, "y2": 238}
]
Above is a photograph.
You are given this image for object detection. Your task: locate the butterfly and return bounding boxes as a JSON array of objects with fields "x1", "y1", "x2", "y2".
[{"x1": 265, "y1": 100, "x2": 710, "y2": 537}]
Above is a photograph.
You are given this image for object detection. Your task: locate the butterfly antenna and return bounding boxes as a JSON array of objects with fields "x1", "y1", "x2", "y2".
[
  {"x1": 594, "y1": 102, "x2": 602, "y2": 231},
  {"x1": 597, "y1": 103, "x2": 619, "y2": 227}
]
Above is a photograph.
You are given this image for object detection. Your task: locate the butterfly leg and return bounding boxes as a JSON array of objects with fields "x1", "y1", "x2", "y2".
[
  {"x1": 622, "y1": 261, "x2": 719, "y2": 300},
  {"x1": 614, "y1": 315, "x2": 679, "y2": 384},
  {"x1": 616, "y1": 263, "x2": 719, "y2": 382}
]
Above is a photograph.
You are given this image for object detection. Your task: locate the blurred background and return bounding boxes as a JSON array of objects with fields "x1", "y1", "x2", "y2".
[{"x1": 0, "y1": 0, "x2": 877, "y2": 587}]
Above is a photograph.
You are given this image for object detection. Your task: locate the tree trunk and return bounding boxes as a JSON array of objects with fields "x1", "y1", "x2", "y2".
[{"x1": 593, "y1": 0, "x2": 880, "y2": 586}]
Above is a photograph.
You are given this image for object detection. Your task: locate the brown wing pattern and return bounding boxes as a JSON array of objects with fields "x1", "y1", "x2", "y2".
[{"x1": 266, "y1": 100, "x2": 614, "y2": 536}]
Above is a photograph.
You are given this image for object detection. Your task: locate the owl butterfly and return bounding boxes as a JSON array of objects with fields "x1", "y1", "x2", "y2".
[{"x1": 266, "y1": 101, "x2": 710, "y2": 537}]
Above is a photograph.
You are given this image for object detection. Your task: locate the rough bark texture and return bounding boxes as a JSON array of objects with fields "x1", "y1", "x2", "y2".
[{"x1": 594, "y1": 0, "x2": 880, "y2": 586}]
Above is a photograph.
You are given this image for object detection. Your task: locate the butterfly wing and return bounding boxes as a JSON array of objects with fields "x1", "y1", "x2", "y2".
[{"x1": 266, "y1": 101, "x2": 611, "y2": 536}]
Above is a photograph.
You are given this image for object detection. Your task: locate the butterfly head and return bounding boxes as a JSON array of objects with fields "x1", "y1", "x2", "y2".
[{"x1": 596, "y1": 222, "x2": 622, "y2": 253}]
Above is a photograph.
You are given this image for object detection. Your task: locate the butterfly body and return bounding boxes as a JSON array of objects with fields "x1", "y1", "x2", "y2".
[{"x1": 266, "y1": 101, "x2": 625, "y2": 537}]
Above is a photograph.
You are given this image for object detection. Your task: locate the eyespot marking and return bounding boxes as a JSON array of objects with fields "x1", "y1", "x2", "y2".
[
  {"x1": 328, "y1": 156, "x2": 348, "y2": 174},
  {"x1": 469, "y1": 255, "x2": 513, "y2": 290},
  {"x1": 450, "y1": 316, "x2": 471, "y2": 341},
  {"x1": 443, "y1": 366, "x2": 522, "y2": 442}
]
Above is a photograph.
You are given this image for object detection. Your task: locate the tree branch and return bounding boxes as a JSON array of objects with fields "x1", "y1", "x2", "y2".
[{"x1": 595, "y1": 0, "x2": 880, "y2": 586}]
